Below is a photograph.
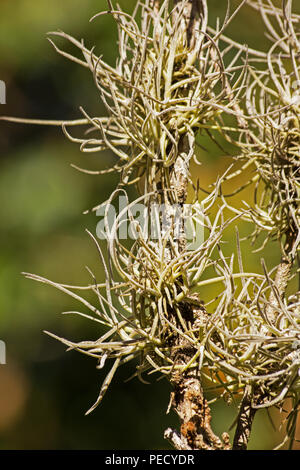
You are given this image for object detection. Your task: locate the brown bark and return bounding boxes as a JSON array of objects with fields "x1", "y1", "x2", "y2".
[{"x1": 166, "y1": 327, "x2": 231, "y2": 450}]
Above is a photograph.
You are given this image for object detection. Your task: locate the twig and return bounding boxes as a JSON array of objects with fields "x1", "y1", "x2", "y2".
[{"x1": 232, "y1": 385, "x2": 257, "y2": 450}]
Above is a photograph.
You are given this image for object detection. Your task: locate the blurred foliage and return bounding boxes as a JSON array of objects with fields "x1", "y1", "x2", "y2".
[{"x1": 0, "y1": 0, "x2": 298, "y2": 449}]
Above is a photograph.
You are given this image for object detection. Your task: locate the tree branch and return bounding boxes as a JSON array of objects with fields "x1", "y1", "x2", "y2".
[{"x1": 163, "y1": 1, "x2": 231, "y2": 450}]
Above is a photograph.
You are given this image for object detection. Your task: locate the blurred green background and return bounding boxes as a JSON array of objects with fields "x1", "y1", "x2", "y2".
[{"x1": 0, "y1": 0, "x2": 298, "y2": 450}]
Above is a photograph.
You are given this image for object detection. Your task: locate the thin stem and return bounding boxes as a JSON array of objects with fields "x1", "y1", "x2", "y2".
[{"x1": 233, "y1": 386, "x2": 257, "y2": 450}]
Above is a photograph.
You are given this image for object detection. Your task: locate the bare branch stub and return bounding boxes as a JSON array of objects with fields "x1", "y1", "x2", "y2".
[{"x1": 232, "y1": 386, "x2": 257, "y2": 450}]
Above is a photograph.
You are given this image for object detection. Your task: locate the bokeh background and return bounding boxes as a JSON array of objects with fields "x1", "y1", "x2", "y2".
[{"x1": 0, "y1": 0, "x2": 299, "y2": 449}]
